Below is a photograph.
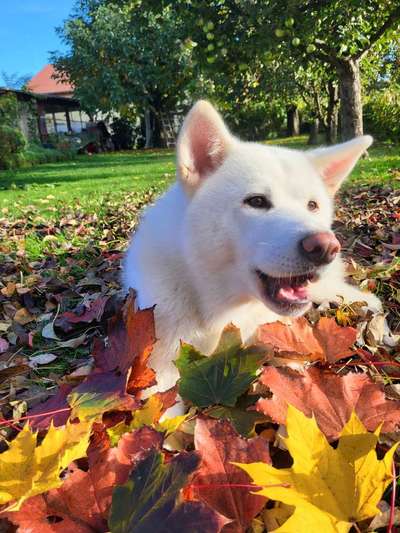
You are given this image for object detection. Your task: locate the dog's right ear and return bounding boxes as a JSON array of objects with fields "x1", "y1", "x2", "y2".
[{"x1": 176, "y1": 100, "x2": 233, "y2": 191}]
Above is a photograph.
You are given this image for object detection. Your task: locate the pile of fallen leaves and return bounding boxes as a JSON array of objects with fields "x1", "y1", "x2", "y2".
[
  {"x1": 0, "y1": 183, "x2": 399, "y2": 532},
  {"x1": 0, "y1": 290, "x2": 399, "y2": 532}
]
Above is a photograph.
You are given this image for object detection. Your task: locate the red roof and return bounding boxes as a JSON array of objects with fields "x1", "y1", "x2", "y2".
[{"x1": 27, "y1": 64, "x2": 74, "y2": 95}]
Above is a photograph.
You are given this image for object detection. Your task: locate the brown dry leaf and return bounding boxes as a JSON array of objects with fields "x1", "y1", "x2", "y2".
[
  {"x1": 14, "y1": 308, "x2": 35, "y2": 325},
  {"x1": 1, "y1": 282, "x2": 16, "y2": 297}
]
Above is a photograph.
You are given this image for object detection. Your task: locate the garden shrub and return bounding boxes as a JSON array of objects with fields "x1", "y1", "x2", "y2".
[
  {"x1": 111, "y1": 117, "x2": 142, "y2": 150},
  {"x1": 19, "y1": 143, "x2": 76, "y2": 167},
  {"x1": 364, "y1": 88, "x2": 400, "y2": 142},
  {"x1": 0, "y1": 125, "x2": 27, "y2": 170},
  {"x1": 0, "y1": 94, "x2": 27, "y2": 169}
]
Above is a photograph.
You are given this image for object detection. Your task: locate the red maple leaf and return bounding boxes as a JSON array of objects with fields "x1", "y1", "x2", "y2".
[
  {"x1": 188, "y1": 417, "x2": 270, "y2": 532},
  {"x1": 256, "y1": 366, "x2": 400, "y2": 440}
]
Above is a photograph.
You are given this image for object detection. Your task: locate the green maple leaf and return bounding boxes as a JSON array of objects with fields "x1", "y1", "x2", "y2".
[
  {"x1": 109, "y1": 450, "x2": 201, "y2": 533},
  {"x1": 175, "y1": 324, "x2": 266, "y2": 408}
]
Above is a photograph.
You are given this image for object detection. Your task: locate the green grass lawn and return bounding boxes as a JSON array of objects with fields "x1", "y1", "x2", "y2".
[
  {"x1": 0, "y1": 150, "x2": 175, "y2": 216},
  {"x1": 1, "y1": 137, "x2": 399, "y2": 216}
]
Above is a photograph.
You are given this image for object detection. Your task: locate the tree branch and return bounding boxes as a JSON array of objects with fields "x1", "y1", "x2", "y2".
[
  {"x1": 313, "y1": 40, "x2": 343, "y2": 68},
  {"x1": 355, "y1": 6, "x2": 400, "y2": 59}
]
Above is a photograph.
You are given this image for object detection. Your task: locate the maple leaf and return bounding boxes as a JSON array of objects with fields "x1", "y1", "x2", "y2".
[
  {"x1": 67, "y1": 370, "x2": 139, "y2": 421},
  {"x1": 256, "y1": 317, "x2": 357, "y2": 363},
  {"x1": 0, "y1": 420, "x2": 91, "y2": 511},
  {"x1": 109, "y1": 450, "x2": 223, "y2": 533},
  {"x1": 107, "y1": 395, "x2": 188, "y2": 446},
  {"x1": 28, "y1": 384, "x2": 73, "y2": 430},
  {"x1": 92, "y1": 290, "x2": 156, "y2": 394},
  {"x1": 4, "y1": 425, "x2": 164, "y2": 532},
  {"x1": 256, "y1": 366, "x2": 400, "y2": 440},
  {"x1": 235, "y1": 405, "x2": 398, "y2": 533},
  {"x1": 30, "y1": 291, "x2": 156, "y2": 428},
  {"x1": 176, "y1": 325, "x2": 266, "y2": 408},
  {"x1": 163, "y1": 500, "x2": 229, "y2": 533},
  {"x1": 83, "y1": 425, "x2": 164, "y2": 521},
  {"x1": 2, "y1": 494, "x2": 94, "y2": 533},
  {"x1": 206, "y1": 405, "x2": 266, "y2": 437},
  {"x1": 189, "y1": 417, "x2": 271, "y2": 533},
  {"x1": 55, "y1": 295, "x2": 111, "y2": 332}
]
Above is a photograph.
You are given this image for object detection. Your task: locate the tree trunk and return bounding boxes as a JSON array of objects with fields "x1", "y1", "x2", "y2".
[
  {"x1": 337, "y1": 59, "x2": 363, "y2": 140},
  {"x1": 144, "y1": 106, "x2": 164, "y2": 148},
  {"x1": 326, "y1": 81, "x2": 339, "y2": 144},
  {"x1": 152, "y1": 112, "x2": 163, "y2": 148},
  {"x1": 144, "y1": 108, "x2": 153, "y2": 148},
  {"x1": 286, "y1": 104, "x2": 300, "y2": 136},
  {"x1": 308, "y1": 118, "x2": 320, "y2": 145}
]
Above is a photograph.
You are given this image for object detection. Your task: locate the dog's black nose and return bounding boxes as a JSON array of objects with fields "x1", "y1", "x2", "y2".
[{"x1": 299, "y1": 232, "x2": 341, "y2": 265}]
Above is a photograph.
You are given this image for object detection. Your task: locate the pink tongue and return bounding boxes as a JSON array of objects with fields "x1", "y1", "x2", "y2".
[{"x1": 277, "y1": 285, "x2": 309, "y2": 302}]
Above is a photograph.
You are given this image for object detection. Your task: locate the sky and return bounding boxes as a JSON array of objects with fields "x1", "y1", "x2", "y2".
[{"x1": 0, "y1": 0, "x2": 76, "y2": 80}]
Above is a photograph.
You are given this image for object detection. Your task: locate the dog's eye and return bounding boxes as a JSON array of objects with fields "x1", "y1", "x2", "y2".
[
  {"x1": 244, "y1": 195, "x2": 272, "y2": 209},
  {"x1": 308, "y1": 200, "x2": 319, "y2": 211}
]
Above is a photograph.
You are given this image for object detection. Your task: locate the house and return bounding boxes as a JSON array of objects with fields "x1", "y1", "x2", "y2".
[
  {"x1": 0, "y1": 65, "x2": 93, "y2": 145},
  {"x1": 1, "y1": 66, "x2": 114, "y2": 152},
  {"x1": 26, "y1": 64, "x2": 91, "y2": 137},
  {"x1": 0, "y1": 87, "x2": 83, "y2": 143},
  {"x1": 27, "y1": 64, "x2": 74, "y2": 98}
]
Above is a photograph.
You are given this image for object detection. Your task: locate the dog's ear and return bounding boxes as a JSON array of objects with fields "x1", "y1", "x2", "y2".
[
  {"x1": 177, "y1": 100, "x2": 233, "y2": 191},
  {"x1": 308, "y1": 136, "x2": 373, "y2": 194}
]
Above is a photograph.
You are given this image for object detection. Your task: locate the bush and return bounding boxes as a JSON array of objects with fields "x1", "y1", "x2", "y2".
[
  {"x1": 111, "y1": 118, "x2": 138, "y2": 150},
  {"x1": 19, "y1": 143, "x2": 76, "y2": 167},
  {"x1": 0, "y1": 125, "x2": 27, "y2": 169},
  {"x1": 0, "y1": 94, "x2": 27, "y2": 169},
  {"x1": 364, "y1": 88, "x2": 400, "y2": 142}
]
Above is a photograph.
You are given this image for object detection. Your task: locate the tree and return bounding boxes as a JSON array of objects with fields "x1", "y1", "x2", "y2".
[
  {"x1": 268, "y1": 1, "x2": 400, "y2": 139},
  {"x1": 52, "y1": 0, "x2": 200, "y2": 147},
  {"x1": 167, "y1": 0, "x2": 400, "y2": 140}
]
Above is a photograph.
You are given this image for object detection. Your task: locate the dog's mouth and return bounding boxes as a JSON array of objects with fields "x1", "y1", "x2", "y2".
[{"x1": 255, "y1": 269, "x2": 317, "y2": 314}]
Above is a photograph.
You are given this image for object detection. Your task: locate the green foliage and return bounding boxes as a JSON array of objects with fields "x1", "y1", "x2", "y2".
[
  {"x1": 22, "y1": 143, "x2": 76, "y2": 166},
  {"x1": 51, "y1": 1, "x2": 400, "y2": 141},
  {"x1": 175, "y1": 325, "x2": 266, "y2": 408},
  {"x1": 53, "y1": 2, "x2": 198, "y2": 117},
  {"x1": 0, "y1": 94, "x2": 26, "y2": 169},
  {"x1": 0, "y1": 94, "x2": 27, "y2": 169},
  {"x1": 0, "y1": 125, "x2": 26, "y2": 170},
  {"x1": 111, "y1": 118, "x2": 138, "y2": 150},
  {"x1": 364, "y1": 88, "x2": 400, "y2": 141},
  {"x1": 168, "y1": 0, "x2": 400, "y2": 138},
  {"x1": 0, "y1": 93, "x2": 19, "y2": 126}
]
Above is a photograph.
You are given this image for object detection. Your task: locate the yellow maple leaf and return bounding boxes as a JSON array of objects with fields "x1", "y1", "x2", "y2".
[
  {"x1": 235, "y1": 405, "x2": 398, "y2": 533},
  {"x1": 107, "y1": 396, "x2": 188, "y2": 446},
  {"x1": 0, "y1": 420, "x2": 92, "y2": 511}
]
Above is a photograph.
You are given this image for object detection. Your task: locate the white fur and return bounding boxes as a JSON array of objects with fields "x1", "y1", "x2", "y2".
[{"x1": 123, "y1": 101, "x2": 381, "y2": 393}]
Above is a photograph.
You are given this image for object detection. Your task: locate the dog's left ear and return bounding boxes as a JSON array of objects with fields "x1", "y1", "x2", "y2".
[
  {"x1": 308, "y1": 135, "x2": 373, "y2": 194},
  {"x1": 176, "y1": 100, "x2": 234, "y2": 192}
]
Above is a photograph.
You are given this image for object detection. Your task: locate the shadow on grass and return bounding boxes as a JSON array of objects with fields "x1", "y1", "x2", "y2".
[{"x1": 0, "y1": 151, "x2": 175, "y2": 188}]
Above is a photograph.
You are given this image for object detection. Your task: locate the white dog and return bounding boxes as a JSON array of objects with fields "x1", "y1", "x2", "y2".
[{"x1": 124, "y1": 100, "x2": 381, "y2": 393}]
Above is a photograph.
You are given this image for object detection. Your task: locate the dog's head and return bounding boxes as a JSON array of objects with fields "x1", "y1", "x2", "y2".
[{"x1": 176, "y1": 100, "x2": 371, "y2": 316}]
